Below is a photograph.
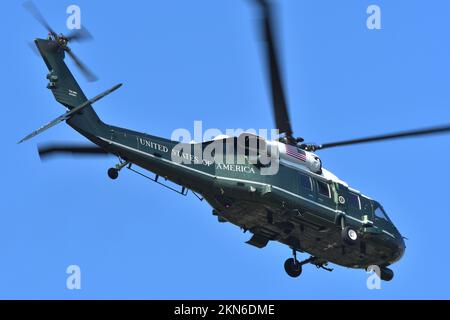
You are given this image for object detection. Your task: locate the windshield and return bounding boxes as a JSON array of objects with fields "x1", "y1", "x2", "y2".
[{"x1": 373, "y1": 201, "x2": 391, "y2": 222}]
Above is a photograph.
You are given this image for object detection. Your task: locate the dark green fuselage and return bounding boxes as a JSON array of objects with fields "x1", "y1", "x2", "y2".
[{"x1": 35, "y1": 37, "x2": 405, "y2": 271}]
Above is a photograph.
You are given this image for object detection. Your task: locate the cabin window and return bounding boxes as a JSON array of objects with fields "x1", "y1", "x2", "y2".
[
  {"x1": 360, "y1": 197, "x2": 372, "y2": 213},
  {"x1": 299, "y1": 172, "x2": 312, "y2": 191},
  {"x1": 347, "y1": 192, "x2": 361, "y2": 210},
  {"x1": 317, "y1": 180, "x2": 331, "y2": 198}
]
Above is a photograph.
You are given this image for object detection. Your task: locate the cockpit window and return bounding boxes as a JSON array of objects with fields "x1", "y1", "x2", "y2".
[
  {"x1": 317, "y1": 180, "x2": 331, "y2": 198},
  {"x1": 299, "y1": 172, "x2": 312, "y2": 190},
  {"x1": 374, "y1": 203, "x2": 390, "y2": 221}
]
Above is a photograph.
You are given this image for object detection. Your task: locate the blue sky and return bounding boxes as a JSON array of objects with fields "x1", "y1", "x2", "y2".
[{"x1": 1, "y1": 0, "x2": 450, "y2": 299}]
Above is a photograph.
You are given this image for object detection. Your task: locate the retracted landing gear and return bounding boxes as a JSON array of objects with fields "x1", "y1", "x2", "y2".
[
  {"x1": 108, "y1": 159, "x2": 130, "y2": 180},
  {"x1": 284, "y1": 250, "x2": 333, "y2": 278}
]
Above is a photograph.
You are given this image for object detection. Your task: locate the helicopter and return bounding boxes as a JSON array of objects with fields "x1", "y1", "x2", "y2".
[{"x1": 20, "y1": 0, "x2": 450, "y2": 281}]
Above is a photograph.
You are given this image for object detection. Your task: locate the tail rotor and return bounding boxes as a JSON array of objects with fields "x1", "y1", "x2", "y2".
[{"x1": 23, "y1": 1, "x2": 98, "y2": 82}]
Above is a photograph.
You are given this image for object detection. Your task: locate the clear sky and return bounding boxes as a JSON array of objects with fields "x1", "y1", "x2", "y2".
[{"x1": 1, "y1": 0, "x2": 450, "y2": 299}]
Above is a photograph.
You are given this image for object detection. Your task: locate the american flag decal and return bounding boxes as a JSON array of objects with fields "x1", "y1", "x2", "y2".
[{"x1": 285, "y1": 144, "x2": 307, "y2": 162}]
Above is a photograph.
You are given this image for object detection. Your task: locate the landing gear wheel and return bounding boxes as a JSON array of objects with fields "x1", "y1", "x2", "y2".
[
  {"x1": 108, "y1": 168, "x2": 119, "y2": 180},
  {"x1": 380, "y1": 267, "x2": 394, "y2": 282},
  {"x1": 284, "y1": 258, "x2": 302, "y2": 278},
  {"x1": 341, "y1": 226, "x2": 359, "y2": 246}
]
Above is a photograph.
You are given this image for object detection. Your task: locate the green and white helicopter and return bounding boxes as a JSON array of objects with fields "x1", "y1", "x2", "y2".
[{"x1": 20, "y1": 0, "x2": 450, "y2": 281}]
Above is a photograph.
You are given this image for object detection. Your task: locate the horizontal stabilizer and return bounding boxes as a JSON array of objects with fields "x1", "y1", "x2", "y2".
[{"x1": 18, "y1": 83, "x2": 122, "y2": 144}]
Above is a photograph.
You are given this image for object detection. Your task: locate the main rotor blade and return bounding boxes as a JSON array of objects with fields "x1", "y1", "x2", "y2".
[
  {"x1": 38, "y1": 143, "x2": 109, "y2": 160},
  {"x1": 315, "y1": 124, "x2": 450, "y2": 150},
  {"x1": 252, "y1": 0, "x2": 293, "y2": 140},
  {"x1": 66, "y1": 49, "x2": 98, "y2": 82},
  {"x1": 23, "y1": 1, "x2": 57, "y2": 37}
]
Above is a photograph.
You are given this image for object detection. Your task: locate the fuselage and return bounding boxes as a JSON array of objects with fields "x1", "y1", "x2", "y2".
[
  {"x1": 33, "y1": 36, "x2": 405, "y2": 272},
  {"x1": 69, "y1": 115, "x2": 406, "y2": 270}
]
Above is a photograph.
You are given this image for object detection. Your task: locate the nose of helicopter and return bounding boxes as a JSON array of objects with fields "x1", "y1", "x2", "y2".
[{"x1": 393, "y1": 234, "x2": 406, "y2": 263}]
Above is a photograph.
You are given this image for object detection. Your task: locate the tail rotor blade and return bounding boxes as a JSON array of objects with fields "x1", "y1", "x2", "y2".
[
  {"x1": 23, "y1": 1, "x2": 57, "y2": 37},
  {"x1": 66, "y1": 49, "x2": 98, "y2": 82},
  {"x1": 66, "y1": 27, "x2": 94, "y2": 42},
  {"x1": 24, "y1": 1, "x2": 98, "y2": 82},
  {"x1": 27, "y1": 41, "x2": 40, "y2": 56}
]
